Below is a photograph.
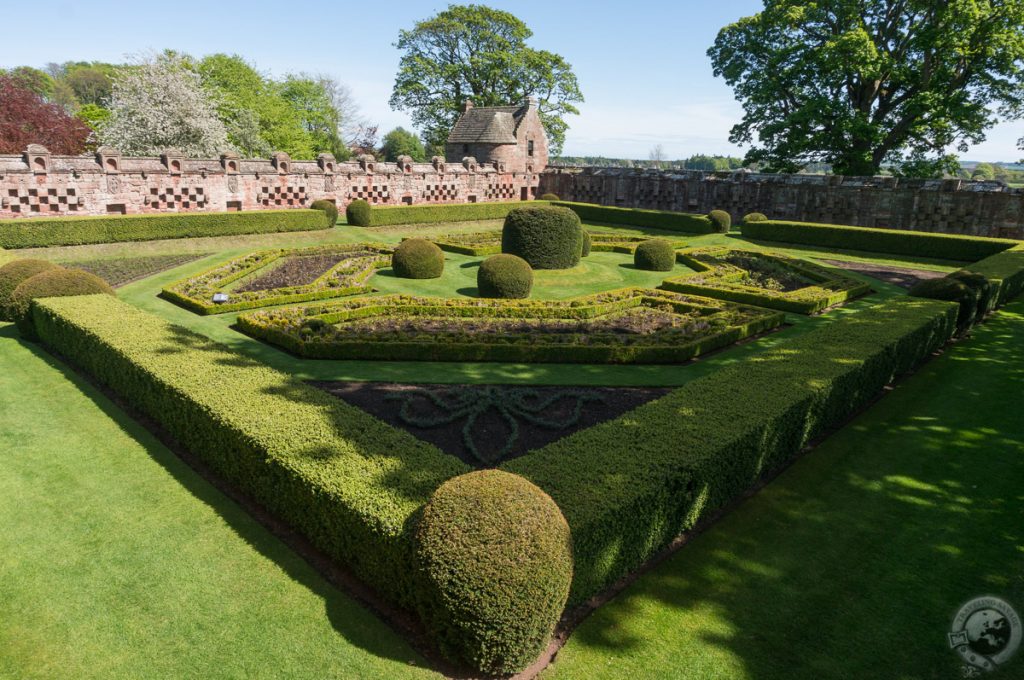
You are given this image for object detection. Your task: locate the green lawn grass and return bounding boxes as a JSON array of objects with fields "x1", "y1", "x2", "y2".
[
  {"x1": 0, "y1": 323, "x2": 439, "y2": 680},
  {"x1": 544, "y1": 301, "x2": 1024, "y2": 679}
]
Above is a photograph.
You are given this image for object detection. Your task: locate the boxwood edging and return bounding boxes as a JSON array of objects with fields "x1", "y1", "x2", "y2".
[
  {"x1": 966, "y1": 244, "x2": 1024, "y2": 307},
  {"x1": 0, "y1": 209, "x2": 330, "y2": 248}
]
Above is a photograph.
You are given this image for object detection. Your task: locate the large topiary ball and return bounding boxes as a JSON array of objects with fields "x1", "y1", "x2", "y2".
[
  {"x1": 742, "y1": 212, "x2": 768, "y2": 224},
  {"x1": 345, "y1": 199, "x2": 371, "y2": 227},
  {"x1": 0, "y1": 259, "x2": 61, "y2": 321},
  {"x1": 581, "y1": 230, "x2": 592, "y2": 257},
  {"x1": 634, "y1": 239, "x2": 676, "y2": 271},
  {"x1": 501, "y1": 206, "x2": 583, "y2": 269},
  {"x1": 392, "y1": 238, "x2": 445, "y2": 279},
  {"x1": 310, "y1": 199, "x2": 339, "y2": 227},
  {"x1": 477, "y1": 254, "x2": 533, "y2": 299},
  {"x1": 539, "y1": 193, "x2": 560, "y2": 201},
  {"x1": 9, "y1": 268, "x2": 115, "y2": 338},
  {"x1": 415, "y1": 470, "x2": 573, "y2": 675},
  {"x1": 708, "y1": 209, "x2": 732, "y2": 233},
  {"x1": 947, "y1": 270, "x2": 994, "y2": 324},
  {"x1": 907, "y1": 276, "x2": 977, "y2": 334}
]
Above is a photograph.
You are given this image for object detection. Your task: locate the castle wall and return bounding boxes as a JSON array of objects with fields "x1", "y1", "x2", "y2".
[{"x1": 539, "y1": 167, "x2": 1024, "y2": 239}]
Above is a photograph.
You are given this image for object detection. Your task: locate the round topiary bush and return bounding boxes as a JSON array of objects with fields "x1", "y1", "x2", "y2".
[
  {"x1": 708, "y1": 209, "x2": 732, "y2": 233},
  {"x1": 581, "y1": 230, "x2": 592, "y2": 257},
  {"x1": 948, "y1": 270, "x2": 994, "y2": 324},
  {"x1": 9, "y1": 268, "x2": 115, "y2": 338},
  {"x1": 0, "y1": 259, "x2": 61, "y2": 321},
  {"x1": 477, "y1": 254, "x2": 533, "y2": 299},
  {"x1": 742, "y1": 212, "x2": 768, "y2": 224},
  {"x1": 633, "y1": 239, "x2": 676, "y2": 271},
  {"x1": 907, "y1": 276, "x2": 977, "y2": 334},
  {"x1": 392, "y1": 238, "x2": 445, "y2": 279},
  {"x1": 501, "y1": 206, "x2": 583, "y2": 269},
  {"x1": 539, "y1": 193, "x2": 560, "y2": 201},
  {"x1": 310, "y1": 199, "x2": 339, "y2": 227},
  {"x1": 345, "y1": 199, "x2": 371, "y2": 227},
  {"x1": 415, "y1": 470, "x2": 573, "y2": 675}
]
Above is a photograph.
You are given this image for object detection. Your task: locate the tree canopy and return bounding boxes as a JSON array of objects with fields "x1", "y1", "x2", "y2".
[
  {"x1": 0, "y1": 74, "x2": 90, "y2": 154},
  {"x1": 708, "y1": 0, "x2": 1024, "y2": 176},
  {"x1": 389, "y1": 4, "x2": 583, "y2": 155},
  {"x1": 381, "y1": 126, "x2": 427, "y2": 161}
]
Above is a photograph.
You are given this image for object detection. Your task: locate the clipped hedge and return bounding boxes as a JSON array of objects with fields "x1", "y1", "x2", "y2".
[
  {"x1": 581, "y1": 230, "x2": 592, "y2": 257},
  {"x1": 504, "y1": 297, "x2": 959, "y2": 604},
  {"x1": 740, "y1": 220, "x2": 1017, "y2": 262},
  {"x1": 364, "y1": 201, "x2": 535, "y2": 227},
  {"x1": 0, "y1": 258, "x2": 61, "y2": 320},
  {"x1": 539, "y1": 193, "x2": 560, "y2": 201},
  {"x1": 346, "y1": 199, "x2": 372, "y2": 226},
  {"x1": 633, "y1": 239, "x2": 676, "y2": 271},
  {"x1": 392, "y1": 239, "x2": 445, "y2": 279},
  {"x1": 501, "y1": 206, "x2": 583, "y2": 269},
  {"x1": 966, "y1": 244, "x2": 1024, "y2": 306},
  {"x1": 708, "y1": 210, "x2": 732, "y2": 233},
  {"x1": 478, "y1": 254, "x2": 533, "y2": 299},
  {"x1": 948, "y1": 270, "x2": 996, "y2": 324},
  {"x1": 310, "y1": 199, "x2": 339, "y2": 227},
  {"x1": 31, "y1": 294, "x2": 467, "y2": 612},
  {"x1": 551, "y1": 201, "x2": 714, "y2": 234},
  {"x1": 11, "y1": 268, "x2": 114, "y2": 337},
  {"x1": 743, "y1": 212, "x2": 768, "y2": 224},
  {"x1": 0, "y1": 209, "x2": 330, "y2": 249},
  {"x1": 416, "y1": 470, "x2": 573, "y2": 674},
  {"x1": 907, "y1": 277, "x2": 977, "y2": 334}
]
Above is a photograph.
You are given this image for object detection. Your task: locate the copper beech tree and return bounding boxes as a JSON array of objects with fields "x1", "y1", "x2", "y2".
[{"x1": 0, "y1": 74, "x2": 90, "y2": 154}]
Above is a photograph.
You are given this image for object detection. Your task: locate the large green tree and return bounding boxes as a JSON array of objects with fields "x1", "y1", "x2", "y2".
[
  {"x1": 380, "y1": 126, "x2": 427, "y2": 161},
  {"x1": 708, "y1": 1, "x2": 1024, "y2": 176},
  {"x1": 389, "y1": 4, "x2": 583, "y2": 155}
]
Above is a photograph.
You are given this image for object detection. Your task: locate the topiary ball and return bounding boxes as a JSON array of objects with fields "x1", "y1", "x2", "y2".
[
  {"x1": 742, "y1": 212, "x2": 767, "y2": 224},
  {"x1": 907, "y1": 276, "x2": 977, "y2": 334},
  {"x1": 10, "y1": 268, "x2": 115, "y2": 338},
  {"x1": 310, "y1": 199, "x2": 339, "y2": 227},
  {"x1": 581, "y1": 230, "x2": 592, "y2": 257},
  {"x1": 501, "y1": 206, "x2": 583, "y2": 269},
  {"x1": 392, "y1": 238, "x2": 445, "y2": 279},
  {"x1": 539, "y1": 193, "x2": 560, "y2": 201},
  {"x1": 477, "y1": 254, "x2": 533, "y2": 299},
  {"x1": 633, "y1": 239, "x2": 676, "y2": 271},
  {"x1": 345, "y1": 199, "x2": 371, "y2": 227},
  {"x1": 948, "y1": 270, "x2": 994, "y2": 324},
  {"x1": 708, "y1": 209, "x2": 732, "y2": 233},
  {"x1": 0, "y1": 259, "x2": 61, "y2": 322},
  {"x1": 415, "y1": 470, "x2": 573, "y2": 675}
]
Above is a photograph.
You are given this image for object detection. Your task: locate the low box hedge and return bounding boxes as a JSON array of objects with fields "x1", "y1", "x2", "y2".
[
  {"x1": 31, "y1": 295, "x2": 467, "y2": 610},
  {"x1": 551, "y1": 201, "x2": 715, "y2": 234},
  {"x1": 966, "y1": 244, "x2": 1024, "y2": 307},
  {"x1": 503, "y1": 296, "x2": 960, "y2": 604},
  {"x1": 364, "y1": 201, "x2": 536, "y2": 227},
  {"x1": 0, "y1": 209, "x2": 330, "y2": 249},
  {"x1": 740, "y1": 219, "x2": 1017, "y2": 262}
]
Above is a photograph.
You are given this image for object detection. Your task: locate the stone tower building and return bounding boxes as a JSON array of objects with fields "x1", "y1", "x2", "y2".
[{"x1": 445, "y1": 98, "x2": 548, "y2": 176}]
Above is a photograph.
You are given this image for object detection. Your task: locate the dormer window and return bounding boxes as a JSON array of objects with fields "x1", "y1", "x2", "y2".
[{"x1": 528, "y1": 140, "x2": 534, "y2": 156}]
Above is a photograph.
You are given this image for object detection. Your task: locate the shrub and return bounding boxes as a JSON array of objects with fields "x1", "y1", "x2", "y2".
[
  {"x1": 581, "y1": 230, "x2": 592, "y2": 257},
  {"x1": 501, "y1": 206, "x2": 583, "y2": 269},
  {"x1": 392, "y1": 239, "x2": 445, "y2": 279},
  {"x1": 551, "y1": 201, "x2": 714, "y2": 234},
  {"x1": 743, "y1": 212, "x2": 768, "y2": 223},
  {"x1": 364, "y1": 201, "x2": 526, "y2": 227},
  {"x1": 539, "y1": 193, "x2": 560, "y2": 201},
  {"x1": 740, "y1": 220, "x2": 1016, "y2": 262},
  {"x1": 0, "y1": 210, "x2": 329, "y2": 249},
  {"x1": 966, "y1": 245, "x2": 1024, "y2": 306},
  {"x1": 10, "y1": 268, "x2": 114, "y2": 337},
  {"x1": 633, "y1": 239, "x2": 676, "y2": 271},
  {"x1": 0, "y1": 258, "x2": 60, "y2": 320},
  {"x1": 708, "y1": 209, "x2": 732, "y2": 233},
  {"x1": 477, "y1": 254, "x2": 533, "y2": 299},
  {"x1": 947, "y1": 270, "x2": 995, "y2": 323},
  {"x1": 415, "y1": 470, "x2": 573, "y2": 674},
  {"x1": 907, "y1": 276, "x2": 977, "y2": 334},
  {"x1": 310, "y1": 199, "x2": 339, "y2": 227},
  {"x1": 346, "y1": 199, "x2": 371, "y2": 227}
]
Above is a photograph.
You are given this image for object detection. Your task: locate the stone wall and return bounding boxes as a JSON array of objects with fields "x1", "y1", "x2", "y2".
[
  {"x1": 539, "y1": 167, "x2": 1024, "y2": 239},
  {"x1": 0, "y1": 145, "x2": 542, "y2": 219}
]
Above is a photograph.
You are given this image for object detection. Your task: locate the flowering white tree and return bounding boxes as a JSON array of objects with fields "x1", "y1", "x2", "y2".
[{"x1": 99, "y1": 54, "x2": 232, "y2": 156}]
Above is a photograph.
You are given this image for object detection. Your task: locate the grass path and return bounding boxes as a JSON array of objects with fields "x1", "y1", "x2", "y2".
[
  {"x1": 544, "y1": 301, "x2": 1024, "y2": 679},
  {"x1": 0, "y1": 323, "x2": 438, "y2": 680}
]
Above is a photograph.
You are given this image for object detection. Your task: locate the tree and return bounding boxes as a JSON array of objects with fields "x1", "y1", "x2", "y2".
[
  {"x1": 389, "y1": 4, "x2": 583, "y2": 154},
  {"x1": 280, "y1": 74, "x2": 347, "y2": 158},
  {"x1": 99, "y1": 53, "x2": 231, "y2": 156},
  {"x1": 709, "y1": 1, "x2": 1024, "y2": 177},
  {"x1": 381, "y1": 127, "x2": 427, "y2": 161},
  {"x1": 648, "y1": 144, "x2": 666, "y2": 169},
  {"x1": 971, "y1": 162, "x2": 996, "y2": 180},
  {"x1": 0, "y1": 74, "x2": 90, "y2": 154}
]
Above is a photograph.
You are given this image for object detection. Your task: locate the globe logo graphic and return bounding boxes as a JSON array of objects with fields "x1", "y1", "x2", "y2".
[
  {"x1": 965, "y1": 609, "x2": 1012, "y2": 655},
  {"x1": 949, "y1": 596, "x2": 1021, "y2": 672}
]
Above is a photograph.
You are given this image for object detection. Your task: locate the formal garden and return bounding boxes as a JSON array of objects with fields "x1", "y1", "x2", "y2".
[{"x1": 1, "y1": 194, "x2": 1023, "y2": 678}]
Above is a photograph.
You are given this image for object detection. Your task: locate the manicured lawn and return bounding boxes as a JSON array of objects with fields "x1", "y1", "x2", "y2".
[
  {"x1": 0, "y1": 323, "x2": 438, "y2": 680},
  {"x1": 544, "y1": 301, "x2": 1024, "y2": 679}
]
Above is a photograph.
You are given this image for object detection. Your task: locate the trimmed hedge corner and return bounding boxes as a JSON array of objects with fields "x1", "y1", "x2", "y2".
[
  {"x1": 551, "y1": 201, "x2": 714, "y2": 234},
  {"x1": 0, "y1": 209, "x2": 330, "y2": 249},
  {"x1": 310, "y1": 199, "x2": 339, "y2": 227},
  {"x1": 907, "y1": 276, "x2": 978, "y2": 334},
  {"x1": 0, "y1": 258, "x2": 61, "y2": 320},
  {"x1": 478, "y1": 254, "x2": 533, "y2": 299},
  {"x1": 501, "y1": 206, "x2": 583, "y2": 269},
  {"x1": 346, "y1": 199, "x2": 372, "y2": 226},
  {"x1": 633, "y1": 239, "x2": 676, "y2": 271},
  {"x1": 393, "y1": 239, "x2": 445, "y2": 279},
  {"x1": 10, "y1": 268, "x2": 114, "y2": 337},
  {"x1": 415, "y1": 470, "x2": 572, "y2": 675},
  {"x1": 966, "y1": 244, "x2": 1024, "y2": 306}
]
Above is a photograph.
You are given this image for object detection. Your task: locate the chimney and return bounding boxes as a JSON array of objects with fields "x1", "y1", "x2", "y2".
[
  {"x1": 462, "y1": 99, "x2": 474, "y2": 113},
  {"x1": 524, "y1": 96, "x2": 537, "y2": 109}
]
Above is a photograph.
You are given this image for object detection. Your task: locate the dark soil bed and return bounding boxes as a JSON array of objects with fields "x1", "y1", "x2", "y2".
[
  {"x1": 63, "y1": 253, "x2": 207, "y2": 287},
  {"x1": 237, "y1": 253, "x2": 347, "y2": 292},
  {"x1": 819, "y1": 259, "x2": 946, "y2": 289},
  {"x1": 313, "y1": 381, "x2": 671, "y2": 467}
]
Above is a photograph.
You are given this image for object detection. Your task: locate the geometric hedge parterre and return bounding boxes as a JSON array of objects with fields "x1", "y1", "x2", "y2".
[
  {"x1": 661, "y1": 246, "x2": 873, "y2": 314},
  {"x1": 429, "y1": 229, "x2": 687, "y2": 257},
  {"x1": 160, "y1": 243, "x2": 393, "y2": 315},
  {"x1": 236, "y1": 288, "x2": 785, "y2": 364}
]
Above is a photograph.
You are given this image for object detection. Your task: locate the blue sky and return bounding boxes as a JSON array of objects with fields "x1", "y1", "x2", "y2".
[{"x1": 2, "y1": 0, "x2": 1021, "y2": 161}]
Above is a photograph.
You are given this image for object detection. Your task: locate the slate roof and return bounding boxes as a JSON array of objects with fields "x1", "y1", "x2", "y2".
[{"x1": 447, "y1": 104, "x2": 527, "y2": 144}]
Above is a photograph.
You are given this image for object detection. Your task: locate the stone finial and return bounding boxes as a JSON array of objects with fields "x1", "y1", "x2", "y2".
[
  {"x1": 358, "y1": 154, "x2": 375, "y2": 173},
  {"x1": 25, "y1": 144, "x2": 51, "y2": 174},
  {"x1": 161, "y1": 148, "x2": 185, "y2": 175},
  {"x1": 493, "y1": 160, "x2": 507, "y2": 173},
  {"x1": 317, "y1": 153, "x2": 336, "y2": 174},
  {"x1": 96, "y1": 146, "x2": 121, "y2": 173},
  {"x1": 397, "y1": 155, "x2": 414, "y2": 172},
  {"x1": 220, "y1": 151, "x2": 240, "y2": 174},
  {"x1": 431, "y1": 156, "x2": 446, "y2": 173},
  {"x1": 271, "y1": 151, "x2": 292, "y2": 174},
  {"x1": 462, "y1": 156, "x2": 478, "y2": 172},
  {"x1": 462, "y1": 99, "x2": 474, "y2": 113}
]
